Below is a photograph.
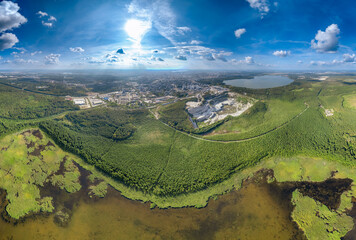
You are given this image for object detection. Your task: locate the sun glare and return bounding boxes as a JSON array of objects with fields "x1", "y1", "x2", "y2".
[{"x1": 124, "y1": 19, "x2": 152, "y2": 46}]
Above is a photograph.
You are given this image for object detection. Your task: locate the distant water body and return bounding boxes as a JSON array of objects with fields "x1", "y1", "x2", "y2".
[{"x1": 224, "y1": 75, "x2": 293, "y2": 89}]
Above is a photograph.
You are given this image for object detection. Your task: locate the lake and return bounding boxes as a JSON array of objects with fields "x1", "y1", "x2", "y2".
[
  {"x1": 0, "y1": 170, "x2": 306, "y2": 240},
  {"x1": 224, "y1": 75, "x2": 293, "y2": 89}
]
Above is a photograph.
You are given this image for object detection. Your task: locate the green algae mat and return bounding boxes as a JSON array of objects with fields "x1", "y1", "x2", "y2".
[{"x1": 0, "y1": 129, "x2": 82, "y2": 219}]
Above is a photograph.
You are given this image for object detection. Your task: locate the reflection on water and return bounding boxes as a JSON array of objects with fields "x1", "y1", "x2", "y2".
[
  {"x1": 0, "y1": 170, "x2": 305, "y2": 240},
  {"x1": 224, "y1": 75, "x2": 293, "y2": 89}
]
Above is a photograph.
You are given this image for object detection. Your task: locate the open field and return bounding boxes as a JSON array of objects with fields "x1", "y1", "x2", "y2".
[
  {"x1": 343, "y1": 94, "x2": 356, "y2": 110},
  {"x1": 204, "y1": 99, "x2": 306, "y2": 140}
]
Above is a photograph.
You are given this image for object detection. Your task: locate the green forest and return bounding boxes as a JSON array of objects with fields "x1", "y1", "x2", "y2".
[
  {"x1": 0, "y1": 77, "x2": 356, "y2": 199},
  {"x1": 0, "y1": 84, "x2": 78, "y2": 120}
]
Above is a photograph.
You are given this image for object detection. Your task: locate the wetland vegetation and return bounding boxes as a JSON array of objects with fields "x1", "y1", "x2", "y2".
[{"x1": 1, "y1": 73, "x2": 356, "y2": 239}]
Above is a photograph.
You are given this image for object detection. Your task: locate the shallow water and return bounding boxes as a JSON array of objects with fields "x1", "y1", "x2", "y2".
[
  {"x1": 224, "y1": 75, "x2": 293, "y2": 89},
  {"x1": 0, "y1": 171, "x2": 305, "y2": 240}
]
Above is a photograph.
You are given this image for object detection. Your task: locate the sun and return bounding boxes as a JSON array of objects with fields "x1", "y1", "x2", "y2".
[{"x1": 124, "y1": 19, "x2": 152, "y2": 45}]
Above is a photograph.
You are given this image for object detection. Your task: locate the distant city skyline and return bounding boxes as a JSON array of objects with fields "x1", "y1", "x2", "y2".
[{"x1": 1, "y1": 0, "x2": 356, "y2": 70}]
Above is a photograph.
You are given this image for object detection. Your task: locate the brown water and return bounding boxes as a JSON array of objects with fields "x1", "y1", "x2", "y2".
[{"x1": 0, "y1": 170, "x2": 306, "y2": 240}]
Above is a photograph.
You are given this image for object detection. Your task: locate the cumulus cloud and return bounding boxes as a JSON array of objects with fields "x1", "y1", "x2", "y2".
[
  {"x1": 331, "y1": 53, "x2": 356, "y2": 65},
  {"x1": 244, "y1": 56, "x2": 255, "y2": 64},
  {"x1": 0, "y1": 1, "x2": 27, "y2": 32},
  {"x1": 48, "y1": 16, "x2": 57, "y2": 21},
  {"x1": 175, "y1": 55, "x2": 187, "y2": 61},
  {"x1": 234, "y1": 28, "x2": 246, "y2": 39},
  {"x1": 0, "y1": 33, "x2": 18, "y2": 50},
  {"x1": 103, "y1": 54, "x2": 121, "y2": 63},
  {"x1": 213, "y1": 54, "x2": 228, "y2": 62},
  {"x1": 311, "y1": 24, "x2": 340, "y2": 53},
  {"x1": 37, "y1": 11, "x2": 48, "y2": 18},
  {"x1": 152, "y1": 49, "x2": 165, "y2": 54},
  {"x1": 342, "y1": 53, "x2": 355, "y2": 63},
  {"x1": 70, "y1": 47, "x2": 85, "y2": 53},
  {"x1": 203, "y1": 54, "x2": 215, "y2": 61},
  {"x1": 45, "y1": 54, "x2": 60, "y2": 64},
  {"x1": 238, "y1": 56, "x2": 255, "y2": 64},
  {"x1": 106, "y1": 56, "x2": 120, "y2": 63},
  {"x1": 211, "y1": 52, "x2": 232, "y2": 62},
  {"x1": 150, "y1": 56, "x2": 164, "y2": 61},
  {"x1": 116, "y1": 48, "x2": 125, "y2": 54},
  {"x1": 273, "y1": 50, "x2": 291, "y2": 57},
  {"x1": 42, "y1": 21, "x2": 53, "y2": 27},
  {"x1": 37, "y1": 11, "x2": 57, "y2": 27},
  {"x1": 165, "y1": 45, "x2": 233, "y2": 63},
  {"x1": 246, "y1": 0, "x2": 270, "y2": 17}
]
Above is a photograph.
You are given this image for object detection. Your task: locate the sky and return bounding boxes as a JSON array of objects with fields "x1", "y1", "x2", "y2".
[{"x1": 1, "y1": 0, "x2": 356, "y2": 70}]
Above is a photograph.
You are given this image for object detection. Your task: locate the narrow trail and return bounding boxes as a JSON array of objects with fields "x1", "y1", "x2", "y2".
[
  {"x1": 149, "y1": 103, "x2": 310, "y2": 144},
  {"x1": 153, "y1": 130, "x2": 177, "y2": 186}
]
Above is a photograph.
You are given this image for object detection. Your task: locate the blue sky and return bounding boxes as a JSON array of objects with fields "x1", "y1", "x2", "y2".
[{"x1": 1, "y1": 0, "x2": 356, "y2": 70}]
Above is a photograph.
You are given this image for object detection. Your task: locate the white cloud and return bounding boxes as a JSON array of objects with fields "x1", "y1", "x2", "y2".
[
  {"x1": 190, "y1": 40, "x2": 202, "y2": 45},
  {"x1": 31, "y1": 51, "x2": 42, "y2": 56},
  {"x1": 176, "y1": 26, "x2": 191, "y2": 35},
  {"x1": 37, "y1": 11, "x2": 48, "y2": 18},
  {"x1": 342, "y1": 53, "x2": 355, "y2": 63},
  {"x1": 13, "y1": 59, "x2": 38, "y2": 64},
  {"x1": 234, "y1": 28, "x2": 246, "y2": 39},
  {"x1": 106, "y1": 55, "x2": 120, "y2": 63},
  {"x1": 203, "y1": 54, "x2": 215, "y2": 61},
  {"x1": 152, "y1": 49, "x2": 165, "y2": 54},
  {"x1": 175, "y1": 55, "x2": 187, "y2": 61},
  {"x1": 45, "y1": 54, "x2": 61, "y2": 64},
  {"x1": 311, "y1": 24, "x2": 340, "y2": 53},
  {"x1": 213, "y1": 54, "x2": 228, "y2": 62},
  {"x1": 310, "y1": 61, "x2": 328, "y2": 66},
  {"x1": 11, "y1": 47, "x2": 25, "y2": 55},
  {"x1": 244, "y1": 56, "x2": 255, "y2": 64},
  {"x1": 37, "y1": 11, "x2": 57, "y2": 27},
  {"x1": 124, "y1": 19, "x2": 152, "y2": 46},
  {"x1": 246, "y1": 0, "x2": 270, "y2": 17},
  {"x1": 150, "y1": 56, "x2": 164, "y2": 61},
  {"x1": 331, "y1": 53, "x2": 356, "y2": 65},
  {"x1": 127, "y1": 0, "x2": 181, "y2": 45},
  {"x1": 70, "y1": 47, "x2": 85, "y2": 53},
  {"x1": 212, "y1": 51, "x2": 232, "y2": 62},
  {"x1": 0, "y1": 33, "x2": 18, "y2": 50},
  {"x1": 0, "y1": 1, "x2": 27, "y2": 32},
  {"x1": 238, "y1": 56, "x2": 255, "y2": 64},
  {"x1": 42, "y1": 21, "x2": 53, "y2": 27},
  {"x1": 273, "y1": 50, "x2": 291, "y2": 57},
  {"x1": 48, "y1": 16, "x2": 57, "y2": 21},
  {"x1": 86, "y1": 57, "x2": 105, "y2": 64}
]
